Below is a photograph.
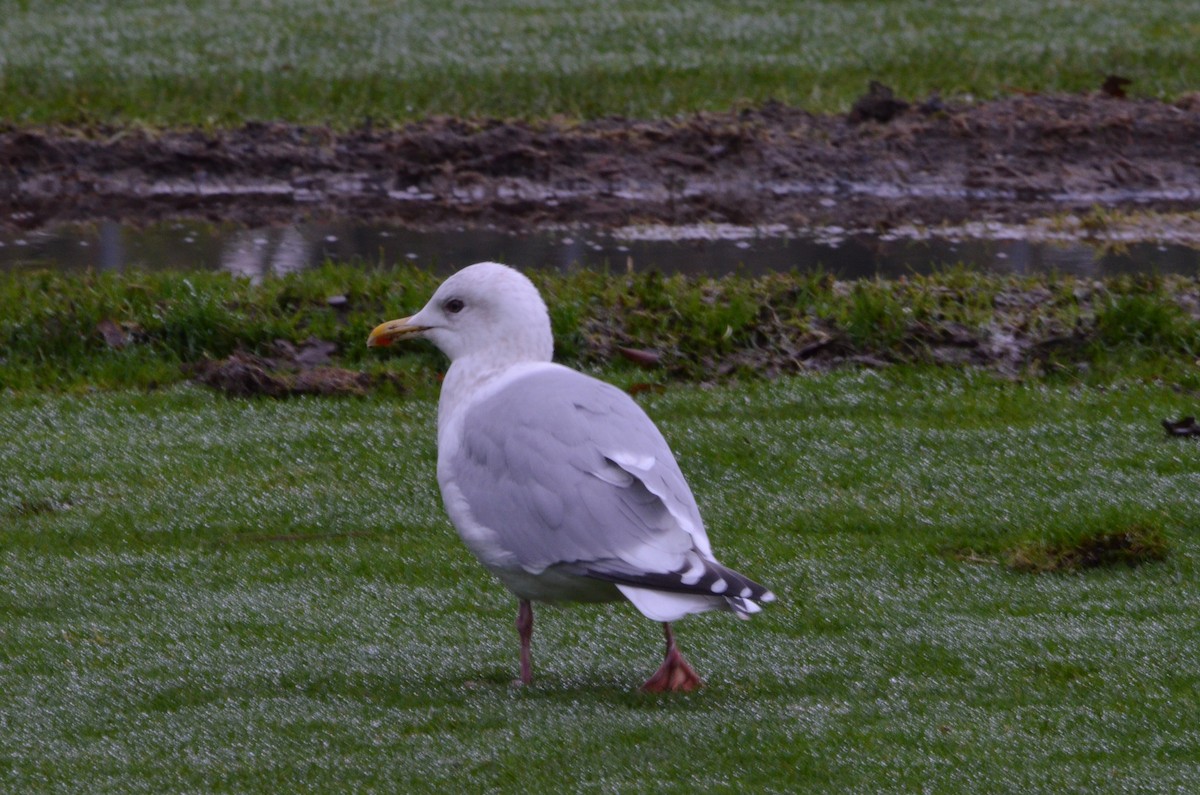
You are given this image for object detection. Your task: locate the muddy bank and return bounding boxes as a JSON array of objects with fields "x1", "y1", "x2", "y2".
[{"x1": 3, "y1": 92, "x2": 1200, "y2": 233}]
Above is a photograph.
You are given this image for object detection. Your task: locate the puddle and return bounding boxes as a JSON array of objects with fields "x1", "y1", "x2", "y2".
[{"x1": 1, "y1": 219, "x2": 1197, "y2": 280}]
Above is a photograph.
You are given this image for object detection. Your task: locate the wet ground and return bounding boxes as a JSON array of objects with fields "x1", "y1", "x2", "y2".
[{"x1": 3, "y1": 92, "x2": 1200, "y2": 237}]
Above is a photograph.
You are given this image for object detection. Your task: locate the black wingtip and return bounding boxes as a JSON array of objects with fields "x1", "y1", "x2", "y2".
[{"x1": 584, "y1": 555, "x2": 775, "y2": 615}]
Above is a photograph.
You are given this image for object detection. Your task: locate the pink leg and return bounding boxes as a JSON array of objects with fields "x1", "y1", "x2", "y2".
[
  {"x1": 515, "y1": 599, "x2": 534, "y2": 686},
  {"x1": 640, "y1": 623, "x2": 704, "y2": 693}
]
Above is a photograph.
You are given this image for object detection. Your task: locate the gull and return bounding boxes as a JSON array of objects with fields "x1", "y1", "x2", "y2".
[{"x1": 368, "y1": 262, "x2": 774, "y2": 691}]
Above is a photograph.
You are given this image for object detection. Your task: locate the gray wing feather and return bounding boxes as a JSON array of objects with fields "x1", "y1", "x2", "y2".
[{"x1": 452, "y1": 368, "x2": 704, "y2": 575}]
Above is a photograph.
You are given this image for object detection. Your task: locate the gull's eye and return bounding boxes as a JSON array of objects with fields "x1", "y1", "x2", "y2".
[{"x1": 444, "y1": 298, "x2": 465, "y2": 314}]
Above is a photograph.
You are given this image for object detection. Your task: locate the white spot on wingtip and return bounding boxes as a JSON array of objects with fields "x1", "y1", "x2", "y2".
[
  {"x1": 679, "y1": 557, "x2": 704, "y2": 585},
  {"x1": 711, "y1": 578, "x2": 727, "y2": 594},
  {"x1": 761, "y1": 590, "x2": 777, "y2": 602}
]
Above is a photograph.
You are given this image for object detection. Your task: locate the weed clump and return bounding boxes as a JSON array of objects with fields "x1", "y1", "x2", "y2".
[{"x1": 1006, "y1": 525, "x2": 1169, "y2": 573}]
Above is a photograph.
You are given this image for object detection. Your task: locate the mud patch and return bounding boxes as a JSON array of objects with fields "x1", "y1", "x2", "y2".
[
  {"x1": 955, "y1": 525, "x2": 1170, "y2": 573},
  {"x1": 4, "y1": 92, "x2": 1200, "y2": 234},
  {"x1": 187, "y1": 338, "x2": 382, "y2": 397},
  {"x1": 1005, "y1": 527, "x2": 1170, "y2": 573}
]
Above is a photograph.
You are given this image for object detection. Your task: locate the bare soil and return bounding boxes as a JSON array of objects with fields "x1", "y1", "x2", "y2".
[
  {"x1": 3, "y1": 91, "x2": 1200, "y2": 233},
  {"x1": 184, "y1": 339, "x2": 392, "y2": 397}
]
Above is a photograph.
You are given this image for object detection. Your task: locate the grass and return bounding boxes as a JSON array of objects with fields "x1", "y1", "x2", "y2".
[
  {"x1": 1, "y1": 0, "x2": 1198, "y2": 126},
  {"x1": 4, "y1": 2, "x2": 1198, "y2": 787},
  {"x1": 1, "y1": 371, "x2": 1198, "y2": 791},
  {"x1": 2, "y1": 265, "x2": 1199, "y2": 392}
]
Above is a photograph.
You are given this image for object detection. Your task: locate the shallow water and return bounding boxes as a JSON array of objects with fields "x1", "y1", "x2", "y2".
[{"x1": 2, "y1": 219, "x2": 1197, "y2": 279}]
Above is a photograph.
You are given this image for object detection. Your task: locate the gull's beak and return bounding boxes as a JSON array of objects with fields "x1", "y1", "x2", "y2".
[{"x1": 367, "y1": 316, "x2": 428, "y2": 348}]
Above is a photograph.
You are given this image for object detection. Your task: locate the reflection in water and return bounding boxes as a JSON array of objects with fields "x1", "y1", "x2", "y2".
[
  {"x1": 221, "y1": 226, "x2": 311, "y2": 279},
  {"x1": 1, "y1": 220, "x2": 1198, "y2": 279},
  {"x1": 98, "y1": 221, "x2": 124, "y2": 271}
]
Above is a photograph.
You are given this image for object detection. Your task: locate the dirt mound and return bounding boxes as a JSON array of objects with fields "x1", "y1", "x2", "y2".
[
  {"x1": 3, "y1": 91, "x2": 1199, "y2": 233},
  {"x1": 186, "y1": 338, "x2": 379, "y2": 397}
]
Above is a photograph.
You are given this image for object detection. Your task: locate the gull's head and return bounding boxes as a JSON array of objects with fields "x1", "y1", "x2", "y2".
[{"x1": 367, "y1": 262, "x2": 554, "y2": 364}]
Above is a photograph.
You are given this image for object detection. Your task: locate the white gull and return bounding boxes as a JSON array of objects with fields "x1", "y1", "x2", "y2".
[{"x1": 368, "y1": 261, "x2": 775, "y2": 691}]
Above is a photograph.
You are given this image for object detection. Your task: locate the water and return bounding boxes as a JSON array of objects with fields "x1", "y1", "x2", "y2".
[{"x1": 1, "y1": 219, "x2": 1197, "y2": 280}]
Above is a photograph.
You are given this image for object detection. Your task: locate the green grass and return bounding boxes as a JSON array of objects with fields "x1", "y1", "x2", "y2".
[
  {"x1": 2, "y1": 0, "x2": 1198, "y2": 125},
  {"x1": 2, "y1": 371, "x2": 1199, "y2": 791},
  {"x1": 3, "y1": 265, "x2": 1199, "y2": 392}
]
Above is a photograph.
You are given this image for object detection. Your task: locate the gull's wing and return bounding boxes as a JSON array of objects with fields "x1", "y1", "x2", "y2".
[{"x1": 447, "y1": 366, "x2": 773, "y2": 616}]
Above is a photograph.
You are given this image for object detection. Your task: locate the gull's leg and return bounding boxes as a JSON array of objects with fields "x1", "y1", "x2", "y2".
[
  {"x1": 515, "y1": 599, "x2": 534, "y2": 686},
  {"x1": 640, "y1": 622, "x2": 704, "y2": 693}
]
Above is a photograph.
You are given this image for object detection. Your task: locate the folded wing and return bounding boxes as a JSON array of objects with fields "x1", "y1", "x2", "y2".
[{"x1": 450, "y1": 366, "x2": 775, "y2": 619}]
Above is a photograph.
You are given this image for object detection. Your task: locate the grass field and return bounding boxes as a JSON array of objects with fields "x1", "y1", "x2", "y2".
[
  {"x1": 4, "y1": 2, "x2": 1200, "y2": 789},
  {"x1": 2, "y1": 0, "x2": 1198, "y2": 125},
  {"x1": 2, "y1": 265, "x2": 1198, "y2": 791},
  {"x1": 2, "y1": 371, "x2": 1198, "y2": 791}
]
